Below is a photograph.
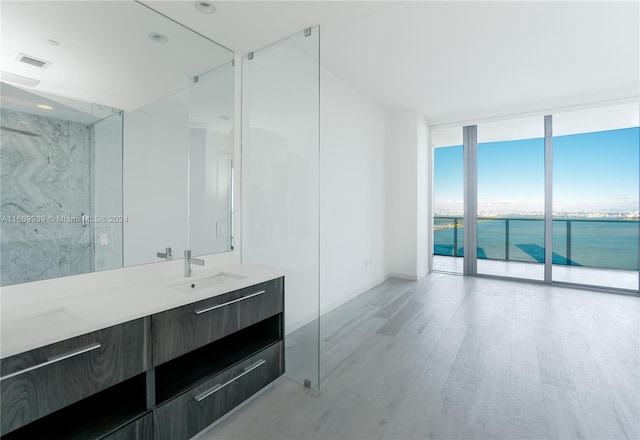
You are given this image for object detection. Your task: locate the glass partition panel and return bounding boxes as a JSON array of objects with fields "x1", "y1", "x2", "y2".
[
  {"x1": 553, "y1": 103, "x2": 639, "y2": 290},
  {"x1": 477, "y1": 117, "x2": 545, "y2": 280},
  {"x1": 242, "y1": 28, "x2": 320, "y2": 389}
]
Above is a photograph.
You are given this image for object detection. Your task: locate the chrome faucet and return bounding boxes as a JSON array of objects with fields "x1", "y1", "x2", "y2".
[
  {"x1": 184, "y1": 250, "x2": 204, "y2": 277},
  {"x1": 157, "y1": 247, "x2": 174, "y2": 261}
]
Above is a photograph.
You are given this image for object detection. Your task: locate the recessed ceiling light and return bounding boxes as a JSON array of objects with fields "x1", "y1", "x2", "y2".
[
  {"x1": 46, "y1": 39, "x2": 60, "y2": 46},
  {"x1": 148, "y1": 32, "x2": 168, "y2": 44},
  {"x1": 195, "y1": 1, "x2": 215, "y2": 14},
  {"x1": 37, "y1": 104, "x2": 53, "y2": 110}
]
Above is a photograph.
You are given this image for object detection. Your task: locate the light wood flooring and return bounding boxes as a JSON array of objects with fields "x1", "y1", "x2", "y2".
[{"x1": 200, "y1": 273, "x2": 640, "y2": 440}]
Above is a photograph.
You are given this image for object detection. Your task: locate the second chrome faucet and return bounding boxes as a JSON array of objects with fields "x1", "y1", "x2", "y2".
[{"x1": 184, "y1": 250, "x2": 204, "y2": 277}]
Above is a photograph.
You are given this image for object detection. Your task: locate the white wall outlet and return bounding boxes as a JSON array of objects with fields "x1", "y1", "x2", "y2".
[
  {"x1": 216, "y1": 220, "x2": 229, "y2": 239},
  {"x1": 94, "y1": 227, "x2": 113, "y2": 252}
]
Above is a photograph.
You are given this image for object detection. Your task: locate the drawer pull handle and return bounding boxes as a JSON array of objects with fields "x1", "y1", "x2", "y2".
[
  {"x1": 0, "y1": 343, "x2": 101, "y2": 381},
  {"x1": 194, "y1": 359, "x2": 266, "y2": 402},
  {"x1": 194, "y1": 290, "x2": 266, "y2": 315}
]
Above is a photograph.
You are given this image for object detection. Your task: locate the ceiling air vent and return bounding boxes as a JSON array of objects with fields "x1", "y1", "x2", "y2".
[{"x1": 16, "y1": 53, "x2": 51, "y2": 69}]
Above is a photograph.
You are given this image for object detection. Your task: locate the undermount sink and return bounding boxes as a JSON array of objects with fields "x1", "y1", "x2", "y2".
[{"x1": 171, "y1": 272, "x2": 247, "y2": 293}]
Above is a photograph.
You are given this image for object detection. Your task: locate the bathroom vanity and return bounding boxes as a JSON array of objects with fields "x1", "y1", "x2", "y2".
[{"x1": 0, "y1": 265, "x2": 284, "y2": 439}]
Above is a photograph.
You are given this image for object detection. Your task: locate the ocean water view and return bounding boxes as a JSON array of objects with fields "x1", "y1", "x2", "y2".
[{"x1": 434, "y1": 216, "x2": 639, "y2": 271}]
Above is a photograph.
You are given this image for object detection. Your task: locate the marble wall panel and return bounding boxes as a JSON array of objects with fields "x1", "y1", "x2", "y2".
[{"x1": 1, "y1": 109, "x2": 91, "y2": 285}]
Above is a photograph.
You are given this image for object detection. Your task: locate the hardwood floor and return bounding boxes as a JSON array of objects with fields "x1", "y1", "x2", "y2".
[{"x1": 199, "y1": 274, "x2": 640, "y2": 440}]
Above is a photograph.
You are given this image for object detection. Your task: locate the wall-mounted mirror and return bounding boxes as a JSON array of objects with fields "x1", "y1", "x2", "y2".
[
  {"x1": 0, "y1": 1, "x2": 235, "y2": 286},
  {"x1": 123, "y1": 62, "x2": 234, "y2": 267}
]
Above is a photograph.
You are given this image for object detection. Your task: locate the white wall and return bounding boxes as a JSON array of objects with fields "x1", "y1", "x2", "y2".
[
  {"x1": 416, "y1": 116, "x2": 429, "y2": 279},
  {"x1": 386, "y1": 112, "x2": 429, "y2": 280},
  {"x1": 319, "y1": 66, "x2": 389, "y2": 314}
]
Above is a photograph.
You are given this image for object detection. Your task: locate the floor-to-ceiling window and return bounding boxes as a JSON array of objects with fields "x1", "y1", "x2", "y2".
[
  {"x1": 432, "y1": 127, "x2": 463, "y2": 273},
  {"x1": 552, "y1": 104, "x2": 639, "y2": 290},
  {"x1": 476, "y1": 117, "x2": 545, "y2": 280},
  {"x1": 431, "y1": 102, "x2": 640, "y2": 292}
]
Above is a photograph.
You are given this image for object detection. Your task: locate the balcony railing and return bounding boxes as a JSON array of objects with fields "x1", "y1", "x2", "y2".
[{"x1": 434, "y1": 216, "x2": 639, "y2": 271}]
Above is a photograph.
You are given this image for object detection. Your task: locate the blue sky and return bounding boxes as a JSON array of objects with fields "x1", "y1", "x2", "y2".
[{"x1": 434, "y1": 127, "x2": 640, "y2": 214}]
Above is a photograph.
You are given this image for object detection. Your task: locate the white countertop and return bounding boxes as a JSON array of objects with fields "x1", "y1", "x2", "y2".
[{"x1": 0, "y1": 264, "x2": 283, "y2": 359}]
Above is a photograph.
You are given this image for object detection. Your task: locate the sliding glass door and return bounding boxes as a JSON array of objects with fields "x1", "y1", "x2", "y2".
[
  {"x1": 552, "y1": 104, "x2": 639, "y2": 290},
  {"x1": 476, "y1": 117, "x2": 545, "y2": 280},
  {"x1": 432, "y1": 102, "x2": 640, "y2": 292}
]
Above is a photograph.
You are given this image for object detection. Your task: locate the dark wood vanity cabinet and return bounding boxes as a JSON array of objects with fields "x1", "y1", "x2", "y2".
[
  {"x1": 0, "y1": 318, "x2": 150, "y2": 437},
  {"x1": 154, "y1": 342, "x2": 283, "y2": 440},
  {"x1": 0, "y1": 276, "x2": 285, "y2": 440},
  {"x1": 153, "y1": 277, "x2": 284, "y2": 366},
  {"x1": 101, "y1": 414, "x2": 154, "y2": 440}
]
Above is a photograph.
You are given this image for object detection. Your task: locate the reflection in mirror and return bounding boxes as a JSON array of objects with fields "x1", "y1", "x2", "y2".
[
  {"x1": 123, "y1": 87, "x2": 189, "y2": 267},
  {"x1": 123, "y1": 62, "x2": 236, "y2": 266},
  {"x1": 189, "y1": 63, "x2": 235, "y2": 257},
  {"x1": 0, "y1": 1, "x2": 234, "y2": 286},
  {"x1": 0, "y1": 1, "x2": 232, "y2": 112},
  {"x1": 0, "y1": 84, "x2": 123, "y2": 286}
]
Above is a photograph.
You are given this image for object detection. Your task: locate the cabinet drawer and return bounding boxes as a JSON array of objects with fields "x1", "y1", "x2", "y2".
[
  {"x1": 153, "y1": 341, "x2": 282, "y2": 440},
  {"x1": 0, "y1": 318, "x2": 150, "y2": 435},
  {"x1": 153, "y1": 277, "x2": 283, "y2": 366},
  {"x1": 102, "y1": 413, "x2": 153, "y2": 440}
]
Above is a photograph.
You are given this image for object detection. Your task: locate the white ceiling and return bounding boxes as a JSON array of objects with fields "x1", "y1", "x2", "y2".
[
  {"x1": 320, "y1": 1, "x2": 640, "y2": 124},
  {"x1": 147, "y1": 0, "x2": 640, "y2": 125},
  {"x1": 1, "y1": 1, "x2": 232, "y2": 112},
  {"x1": 142, "y1": 1, "x2": 396, "y2": 54},
  {"x1": 2, "y1": 1, "x2": 638, "y2": 125}
]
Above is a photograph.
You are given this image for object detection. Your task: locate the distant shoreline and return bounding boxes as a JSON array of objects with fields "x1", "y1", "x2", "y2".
[
  {"x1": 435, "y1": 214, "x2": 639, "y2": 219},
  {"x1": 433, "y1": 215, "x2": 639, "y2": 231}
]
